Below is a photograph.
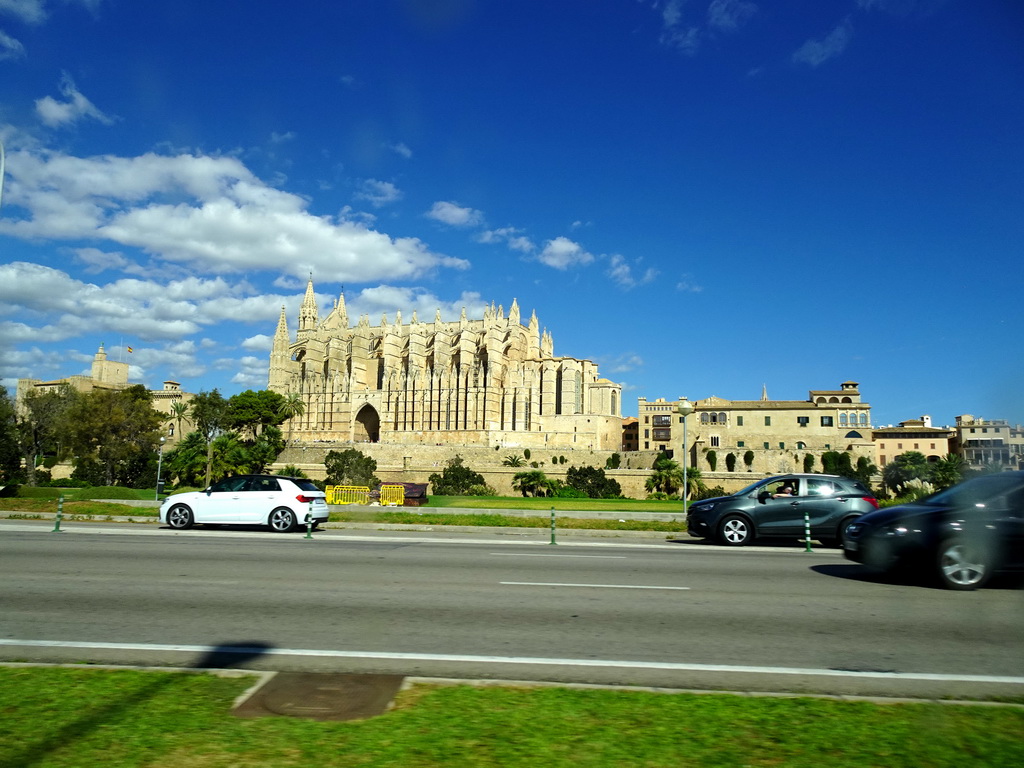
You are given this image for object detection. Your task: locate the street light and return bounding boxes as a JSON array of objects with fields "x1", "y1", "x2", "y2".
[
  {"x1": 155, "y1": 437, "x2": 166, "y2": 501},
  {"x1": 676, "y1": 398, "x2": 694, "y2": 511}
]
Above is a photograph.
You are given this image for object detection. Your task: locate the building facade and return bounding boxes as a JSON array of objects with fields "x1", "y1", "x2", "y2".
[
  {"x1": 873, "y1": 415, "x2": 954, "y2": 467},
  {"x1": 636, "y1": 382, "x2": 874, "y2": 475},
  {"x1": 954, "y1": 415, "x2": 1024, "y2": 470},
  {"x1": 268, "y1": 279, "x2": 623, "y2": 450}
]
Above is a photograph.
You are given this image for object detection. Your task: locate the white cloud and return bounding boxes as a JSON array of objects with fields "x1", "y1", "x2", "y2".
[
  {"x1": 676, "y1": 275, "x2": 704, "y2": 292},
  {"x1": 0, "y1": 147, "x2": 468, "y2": 282},
  {"x1": 792, "y1": 17, "x2": 854, "y2": 67},
  {"x1": 35, "y1": 73, "x2": 115, "y2": 128},
  {"x1": 0, "y1": 29, "x2": 25, "y2": 60},
  {"x1": 0, "y1": 0, "x2": 46, "y2": 24},
  {"x1": 707, "y1": 0, "x2": 757, "y2": 32},
  {"x1": 537, "y1": 237, "x2": 594, "y2": 270},
  {"x1": 390, "y1": 142, "x2": 413, "y2": 159},
  {"x1": 270, "y1": 131, "x2": 295, "y2": 144},
  {"x1": 426, "y1": 200, "x2": 484, "y2": 227},
  {"x1": 659, "y1": 0, "x2": 701, "y2": 54},
  {"x1": 355, "y1": 178, "x2": 402, "y2": 207},
  {"x1": 607, "y1": 254, "x2": 658, "y2": 289},
  {"x1": 477, "y1": 226, "x2": 535, "y2": 253}
]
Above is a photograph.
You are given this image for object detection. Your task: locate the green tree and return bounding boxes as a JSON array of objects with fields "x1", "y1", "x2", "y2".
[
  {"x1": 502, "y1": 454, "x2": 525, "y2": 467},
  {"x1": 65, "y1": 386, "x2": 164, "y2": 487},
  {"x1": 277, "y1": 464, "x2": 308, "y2": 478},
  {"x1": 428, "y1": 455, "x2": 486, "y2": 495},
  {"x1": 645, "y1": 453, "x2": 684, "y2": 497},
  {"x1": 277, "y1": 392, "x2": 306, "y2": 446},
  {"x1": 682, "y1": 464, "x2": 705, "y2": 499},
  {"x1": 605, "y1": 452, "x2": 621, "y2": 470},
  {"x1": 882, "y1": 451, "x2": 931, "y2": 496},
  {"x1": 324, "y1": 448, "x2": 380, "y2": 487},
  {"x1": 0, "y1": 386, "x2": 22, "y2": 483},
  {"x1": 512, "y1": 469, "x2": 549, "y2": 497},
  {"x1": 743, "y1": 450, "x2": 755, "y2": 471},
  {"x1": 169, "y1": 399, "x2": 189, "y2": 439},
  {"x1": 725, "y1": 452, "x2": 737, "y2": 473},
  {"x1": 226, "y1": 389, "x2": 287, "y2": 441},
  {"x1": 189, "y1": 390, "x2": 231, "y2": 487},
  {"x1": 803, "y1": 453, "x2": 815, "y2": 473},
  {"x1": 706, "y1": 450, "x2": 717, "y2": 471},
  {"x1": 821, "y1": 450, "x2": 856, "y2": 479},
  {"x1": 17, "y1": 385, "x2": 77, "y2": 486},
  {"x1": 566, "y1": 465, "x2": 622, "y2": 499},
  {"x1": 246, "y1": 425, "x2": 285, "y2": 474},
  {"x1": 928, "y1": 453, "x2": 966, "y2": 490},
  {"x1": 163, "y1": 431, "x2": 208, "y2": 487},
  {"x1": 854, "y1": 455, "x2": 877, "y2": 487}
]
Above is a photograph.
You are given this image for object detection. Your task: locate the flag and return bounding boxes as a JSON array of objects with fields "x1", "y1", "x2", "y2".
[{"x1": 127, "y1": 346, "x2": 133, "y2": 353}]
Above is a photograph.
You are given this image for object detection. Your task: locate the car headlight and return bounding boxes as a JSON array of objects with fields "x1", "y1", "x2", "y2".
[{"x1": 882, "y1": 524, "x2": 910, "y2": 537}]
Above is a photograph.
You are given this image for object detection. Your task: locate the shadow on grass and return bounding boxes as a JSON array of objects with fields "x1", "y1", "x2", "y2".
[{"x1": 7, "y1": 642, "x2": 273, "y2": 768}]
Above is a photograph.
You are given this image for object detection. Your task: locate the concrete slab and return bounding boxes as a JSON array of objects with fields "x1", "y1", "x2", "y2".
[{"x1": 232, "y1": 671, "x2": 406, "y2": 721}]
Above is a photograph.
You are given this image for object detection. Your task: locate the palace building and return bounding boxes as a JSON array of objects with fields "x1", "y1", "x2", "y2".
[{"x1": 268, "y1": 279, "x2": 623, "y2": 450}]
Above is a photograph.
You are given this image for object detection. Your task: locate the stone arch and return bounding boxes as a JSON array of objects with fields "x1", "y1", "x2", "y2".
[{"x1": 354, "y1": 403, "x2": 380, "y2": 443}]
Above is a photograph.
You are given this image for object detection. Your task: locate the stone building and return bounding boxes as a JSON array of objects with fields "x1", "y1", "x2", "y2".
[
  {"x1": 16, "y1": 343, "x2": 129, "y2": 409},
  {"x1": 268, "y1": 279, "x2": 623, "y2": 451},
  {"x1": 873, "y1": 416, "x2": 955, "y2": 467},
  {"x1": 953, "y1": 415, "x2": 1024, "y2": 470},
  {"x1": 635, "y1": 382, "x2": 875, "y2": 476}
]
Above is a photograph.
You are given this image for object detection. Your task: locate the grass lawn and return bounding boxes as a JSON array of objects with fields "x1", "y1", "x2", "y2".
[{"x1": 1, "y1": 667, "x2": 1021, "y2": 767}]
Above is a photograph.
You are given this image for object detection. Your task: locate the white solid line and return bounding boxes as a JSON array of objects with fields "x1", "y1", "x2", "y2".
[
  {"x1": 2, "y1": 639, "x2": 1023, "y2": 685},
  {"x1": 500, "y1": 581, "x2": 690, "y2": 590},
  {"x1": 490, "y1": 553, "x2": 627, "y2": 559}
]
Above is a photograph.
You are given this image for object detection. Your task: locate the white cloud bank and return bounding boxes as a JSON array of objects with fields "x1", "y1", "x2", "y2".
[{"x1": 0, "y1": 145, "x2": 469, "y2": 282}]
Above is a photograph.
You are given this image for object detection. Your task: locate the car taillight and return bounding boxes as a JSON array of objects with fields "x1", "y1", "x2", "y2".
[
  {"x1": 863, "y1": 496, "x2": 879, "y2": 509},
  {"x1": 296, "y1": 494, "x2": 317, "y2": 503}
]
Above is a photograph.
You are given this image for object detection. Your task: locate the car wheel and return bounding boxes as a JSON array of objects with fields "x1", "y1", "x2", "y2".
[
  {"x1": 166, "y1": 504, "x2": 194, "y2": 530},
  {"x1": 824, "y1": 516, "x2": 858, "y2": 548},
  {"x1": 718, "y1": 515, "x2": 753, "y2": 546},
  {"x1": 269, "y1": 507, "x2": 297, "y2": 533},
  {"x1": 936, "y1": 539, "x2": 991, "y2": 590}
]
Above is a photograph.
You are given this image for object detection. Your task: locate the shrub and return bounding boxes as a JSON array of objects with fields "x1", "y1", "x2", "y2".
[
  {"x1": 706, "y1": 450, "x2": 717, "y2": 471},
  {"x1": 693, "y1": 485, "x2": 727, "y2": 501},
  {"x1": 0, "y1": 484, "x2": 19, "y2": 498},
  {"x1": 429, "y1": 455, "x2": 487, "y2": 496},
  {"x1": 725, "y1": 453, "x2": 736, "y2": 472}
]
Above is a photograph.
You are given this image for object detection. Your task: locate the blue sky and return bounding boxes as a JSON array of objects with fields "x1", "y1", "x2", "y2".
[{"x1": 1, "y1": 0, "x2": 1021, "y2": 427}]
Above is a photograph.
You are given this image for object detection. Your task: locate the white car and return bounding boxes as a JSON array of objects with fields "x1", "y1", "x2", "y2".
[{"x1": 159, "y1": 474, "x2": 329, "y2": 533}]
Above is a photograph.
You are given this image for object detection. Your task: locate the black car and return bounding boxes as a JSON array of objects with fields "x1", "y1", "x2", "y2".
[
  {"x1": 686, "y1": 473, "x2": 878, "y2": 547},
  {"x1": 844, "y1": 471, "x2": 1024, "y2": 590}
]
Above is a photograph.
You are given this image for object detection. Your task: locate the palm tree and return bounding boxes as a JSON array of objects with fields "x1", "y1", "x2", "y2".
[
  {"x1": 277, "y1": 392, "x2": 306, "y2": 446},
  {"x1": 169, "y1": 400, "x2": 189, "y2": 439},
  {"x1": 512, "y1": 469, "x2": 549, "y2": 497},
  {"x1": 929, "y1": 453, "x2": 966, "y2": 490},
  {"x1": 502, "y1": 454, "x2": 525, "y2": 467},
  {"x1": 645, "y1": 453, "x2": 684, "y2": 496}
]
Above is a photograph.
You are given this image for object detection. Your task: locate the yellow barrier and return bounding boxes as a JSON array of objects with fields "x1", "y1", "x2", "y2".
[
  {"x1": 379, "y1": 484, "x2": 405, "y2": 506},
  {"x1": 325, "y1": 484, "x2": 406, "y2": 506},
  {"x1": 325, "y1": 485, "x2": 370, "y2": 505}
]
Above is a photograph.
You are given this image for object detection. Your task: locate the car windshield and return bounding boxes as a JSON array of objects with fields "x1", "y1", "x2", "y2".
[
  {"x1": 922, "y1": 474, "x2": 1024, "y2": 509},
  {"x1": 734, "y1": 479, "x2": 774, "y2": 497}
]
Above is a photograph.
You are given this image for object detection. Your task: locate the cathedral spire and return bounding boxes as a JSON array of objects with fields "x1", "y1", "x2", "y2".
[{"x1": 298, "y1": 276, "x2": 318, "y2": 338}]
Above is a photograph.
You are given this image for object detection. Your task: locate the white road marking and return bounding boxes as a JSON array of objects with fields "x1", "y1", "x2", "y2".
[
  {"x1": 490, "y1": 553, "x2": 627, "y2": 559},
  {"x1": 501, "y1": 581, "x2": 690, "y2": 590},
  {"x1": 2, "y1": 638, "x2": 1022, "y2": 685}
]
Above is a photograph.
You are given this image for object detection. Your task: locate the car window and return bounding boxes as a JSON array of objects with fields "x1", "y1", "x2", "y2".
[
  {"x1": 806, "y1": 479, "x2": 836, "y2": 496},
  {"x1": 247, "y1": 477, "x2": 281, "y2": 492},
  {"x1": 209, "y1": 476, "x2": 249, "y2": 493},
  {"x1": 926, "y1": 475, "x2": 1024, "y2": 509},
  {"x1": 292, "y1": 478, "x2": 320, "y2": 492}
]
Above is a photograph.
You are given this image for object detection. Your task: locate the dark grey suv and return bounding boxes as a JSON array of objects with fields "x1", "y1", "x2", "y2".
[{"x1": 686, "y1": 474, "x2": 879, "y2": 546}]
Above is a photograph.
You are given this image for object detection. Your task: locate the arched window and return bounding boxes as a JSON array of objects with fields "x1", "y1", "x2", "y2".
[
  {"x1": 839, "y1": 413, "x2": 848, "y2": 426},
  {"x1": 859, "y1": 413, "x2": 868, "y2": 426},
  {"x1": 718, "y1": 412, "x2": 727, "y2": 424},
  {"x1": 845, "y1": 430, "x2": 863, "y2": 439},
  {"x1": 700, "y1": 413, "x2": 709, "y2": 424},
  {"x1": 796, "y1": 441, "x2": 806, "y2": 450}
]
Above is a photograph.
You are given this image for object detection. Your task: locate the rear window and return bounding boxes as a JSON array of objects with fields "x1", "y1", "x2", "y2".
[{"x1": 292, "y1": 478, "x2": 321, "y2": 492}]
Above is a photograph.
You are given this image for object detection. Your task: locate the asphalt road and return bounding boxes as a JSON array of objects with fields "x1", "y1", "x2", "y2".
[{"x1": 2, "y1": 521, "x2": 1023, "y2": 699}]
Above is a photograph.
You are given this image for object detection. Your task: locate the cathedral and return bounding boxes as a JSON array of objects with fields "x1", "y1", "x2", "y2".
[{"x1": 268, "y1": 279, "x2": 623, "y2": 450}]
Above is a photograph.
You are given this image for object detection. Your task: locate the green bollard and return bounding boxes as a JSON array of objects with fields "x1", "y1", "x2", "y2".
[
  {"x1": 803, "y1": 508, "x2": 813, "y2": 552},
  {"x1": 549, "y1": 506, "x2": 557, "y2": 545},
  {"x1": 304, "y1": 501, "x2": 314, "y2": 539},
  {"x1": 52, "y1": 494, "x2": 64, "y2": 533}
]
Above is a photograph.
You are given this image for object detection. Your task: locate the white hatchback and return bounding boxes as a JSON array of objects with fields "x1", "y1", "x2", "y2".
[{"x1": 159, "y1": 474, "x2": 329, "y2": 533}]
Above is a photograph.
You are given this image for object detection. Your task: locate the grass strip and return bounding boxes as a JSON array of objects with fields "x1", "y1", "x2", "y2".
[
  {"x1": 331, "y1": 510, "x2": 684, "y2": 532},
  {"x1": 1, "y1": 667, "x2": 1022, "y2": 767}
]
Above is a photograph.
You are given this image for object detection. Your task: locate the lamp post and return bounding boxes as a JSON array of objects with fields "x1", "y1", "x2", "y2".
[
  {"x1": 677, "y1": 398, "x2": 694, "y2": 511},
  {"x1": 155, "y1": 437, "x2": 166, "y2": 501}
]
